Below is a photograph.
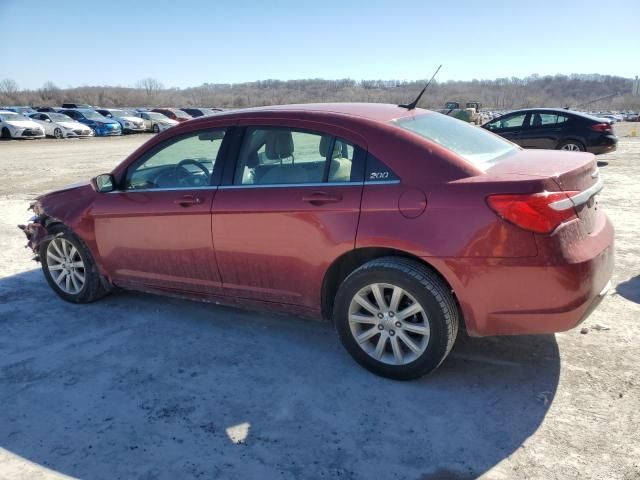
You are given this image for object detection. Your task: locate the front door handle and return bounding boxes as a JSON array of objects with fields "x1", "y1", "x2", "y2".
[
  {"x1": 302, "y1": 192, "x2": 342, "y2": 206},
  {"x1": 174, "y1": 195, "x2": 202, "y2": 207}
]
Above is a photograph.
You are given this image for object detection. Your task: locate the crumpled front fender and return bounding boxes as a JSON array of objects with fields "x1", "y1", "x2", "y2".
[{"x1": 18, "y1": 214, "x2": 56, "y2": 261}]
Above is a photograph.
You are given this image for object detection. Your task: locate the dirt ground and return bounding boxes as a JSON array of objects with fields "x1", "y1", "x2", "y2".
[{"x1": 0, "y1": 126, "x2": 638, "y2": 480}]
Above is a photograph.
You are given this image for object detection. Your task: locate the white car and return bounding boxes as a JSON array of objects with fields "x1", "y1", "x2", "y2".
[
  {"x1": 29, "y1": 112, "x2": 94, "y2": 139},
  {"x1": 96, "y1": 109, "x2": 146, "y2": 133},
  {"x1": 0, "y1": 110, "x2": 45, "y2": 139},
  {"x1": 135, "y1": 111, "x2": 179, "y2": 133}
]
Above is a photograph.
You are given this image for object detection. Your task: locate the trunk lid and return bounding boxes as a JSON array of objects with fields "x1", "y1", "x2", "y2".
[{"x1": 486, "y1": 149, "x2": 601, "y2": 234}]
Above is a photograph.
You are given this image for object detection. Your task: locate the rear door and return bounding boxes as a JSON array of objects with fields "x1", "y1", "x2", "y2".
[
  {"x1": 518, "y1": 112, "x2": 568, "y2": 149},
  {"x1": 211, "y1": 122, "x2": 365, "y2": 309}
]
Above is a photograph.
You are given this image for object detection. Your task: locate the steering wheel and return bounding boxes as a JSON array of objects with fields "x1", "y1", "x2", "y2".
[{"x1": 174, "y1": 159, "x2": 210, "y2": 186}]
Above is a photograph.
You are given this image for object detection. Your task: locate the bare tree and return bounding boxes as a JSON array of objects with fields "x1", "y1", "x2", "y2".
[
  {"x1": 0, "y1": 78, "x2": 19, "y2": 97},
  {"x1": 136, "y1": 78, "x2": 164, "y2": 99},
  {"x1": 38, "y1": 81, "x2": 61, "y2": 103}
]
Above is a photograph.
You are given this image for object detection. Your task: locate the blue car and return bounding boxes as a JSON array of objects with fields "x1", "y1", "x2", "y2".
[{"x1": 59, "y1": 109, "x2": 122, "y2": 136}]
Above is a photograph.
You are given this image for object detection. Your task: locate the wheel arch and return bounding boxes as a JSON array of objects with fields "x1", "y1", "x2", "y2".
[{"x1": 321, "y1": 247, "x2": 464, "y2": 329}]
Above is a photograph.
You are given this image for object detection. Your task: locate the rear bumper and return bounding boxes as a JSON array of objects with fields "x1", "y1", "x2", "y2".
[
  {"x1": 587, "y1": 144, "x2": 617, "y2": 155},
  {"x1": 428, "y1": 214, "x2": 615, "y2": 336},
  {"x1": 587, "y1": 135, "x2": 617, "y2": 155}
]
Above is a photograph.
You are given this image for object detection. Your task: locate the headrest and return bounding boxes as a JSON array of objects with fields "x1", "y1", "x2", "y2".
[
  {"x1": 265, "y1": 130, "x2": 294, "y2": 160},
  {"x1": 319, "y1": 136, "x2": 333, "y2": 157},
  {"x1": 320, "y1": 136, "x2": 346, "y2": 159}
]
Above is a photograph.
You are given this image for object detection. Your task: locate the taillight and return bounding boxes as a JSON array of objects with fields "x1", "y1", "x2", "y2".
[
  {"x1": 487, "y1": 191, "x2": 579, "y2": 234},
  {"x1": 591, "y1": 123, "x2": 612, "y2": 132}
]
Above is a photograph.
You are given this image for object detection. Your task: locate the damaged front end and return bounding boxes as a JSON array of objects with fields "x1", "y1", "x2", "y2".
[{"x1": 18, "y1": 202, "x2": 53, "y2": 262}]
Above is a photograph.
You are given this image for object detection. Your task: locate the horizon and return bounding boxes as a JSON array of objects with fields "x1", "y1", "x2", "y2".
[
  {"x1": 1, "y1": 0, "x2": 638, "y2": 90},
  {"x1": 2, "y1": 72, "x2": 636, "y2": 93}
]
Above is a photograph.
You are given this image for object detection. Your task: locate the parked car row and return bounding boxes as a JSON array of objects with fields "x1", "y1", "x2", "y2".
[{"x1": 0, "y1": 105, "x2": 223, "y2": 140}]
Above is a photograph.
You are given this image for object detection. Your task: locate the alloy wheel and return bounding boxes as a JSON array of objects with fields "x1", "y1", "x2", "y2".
[
  {"x1": 54, "y1": 128, "x2": 63, "y2": 139},
  {"x1": 561, "y1": 143, "x2": 581, "y2": 151},
  {"x1": 46, "y1": 238, "x2": 86, "y2": 295},
  {"x1": 348, "y1": 283, "x2": 430, "y2": 365}
]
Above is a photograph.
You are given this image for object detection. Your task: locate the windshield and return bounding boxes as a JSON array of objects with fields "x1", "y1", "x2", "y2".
[
  {"x1": 1, "y1": 112, "x2": 26, "y2": 121},
  {"x1": 147, "y1": 112, "x2": 170, "y2": 121},
  {"x1": 175, "y1": 110, "x2": 191, "y2": 119},
  {"x1": 81, "y1": 110, "x2": 106, "y2": 120},
  {"x1": 110, "y1": 109, "x2": 135, "y2": 117},
  {"x1": 394, "y1": 113, "x2": 518, "y2": 170},
  {"x1": 49, "y1": 113, "x2": 73, "y2": 122}
]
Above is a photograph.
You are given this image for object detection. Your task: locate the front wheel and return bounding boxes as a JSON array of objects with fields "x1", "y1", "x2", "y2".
[
  {"x1": 152, "y1": 124, "x2": 160, "y2": 133},
  {"x1": 54, "y1": 128, "x2": 63, "y2": 139},
  {"x1": 39, "y1": 225, "x2": 110, "y2": 303},
  {"x1": 334, "y1": 257, "x2": 459, "y2": 380},
  {"x1": 1, "y1": 127, "x2": 11, "y2": 140}
]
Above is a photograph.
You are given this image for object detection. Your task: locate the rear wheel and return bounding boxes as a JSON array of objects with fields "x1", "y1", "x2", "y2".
[
  {"x1": 39, "y1": 225, "x2": 109, "y2": 303},
  {"x1": 557, "y1": 140, "x2": 585, "y2": 152},
  {"x1": 152, "y1": 124, "x2": 160, "y2": 133},
  {"x1": 334, "y1": 257, "x2": 458, "y2": 380},
  {"x1": 1, "y1": 127, "x2": 11, "y2": 140}
]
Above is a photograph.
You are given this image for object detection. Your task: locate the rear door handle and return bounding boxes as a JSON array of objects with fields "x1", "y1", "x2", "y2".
[
  {"x1": 174, "y1": 195, "x2": 202, "y2": 207},
  {"x1": 302, "y1": 192, "x2": 342, "y2": 206}
]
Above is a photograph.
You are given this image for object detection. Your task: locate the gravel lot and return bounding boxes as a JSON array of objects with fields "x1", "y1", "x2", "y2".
[{"x1": 0, "y1": 126, "x2": 638, "y2": 480}]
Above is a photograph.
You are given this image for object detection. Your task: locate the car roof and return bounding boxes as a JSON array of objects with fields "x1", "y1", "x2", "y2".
[
  {"x1": 188, "y1": 103, "x2": 424, "y2": 124},
  {"x1": 501, "y1": 107, "x2": 590, "y2": 116}
]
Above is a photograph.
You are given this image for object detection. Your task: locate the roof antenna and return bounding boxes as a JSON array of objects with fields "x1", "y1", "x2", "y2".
[{"x1": 399, "y1": 64, "x2": 442, "y2": 110}]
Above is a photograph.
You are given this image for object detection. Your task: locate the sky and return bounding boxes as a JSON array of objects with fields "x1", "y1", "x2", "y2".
[{"x1": 1, "y1": 0, "x2": 638, "y2": 90}]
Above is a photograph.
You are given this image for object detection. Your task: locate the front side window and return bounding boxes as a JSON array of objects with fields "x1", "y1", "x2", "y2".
[
  {"x1": 125, "y1": 129, "x2": 226, "y2": 190},
  {"x1": 489, "y1": 113, "x2": 527, "y2": 130},
  {"x1": 234, "y1": 128, "x2": 354, "y2": 185}
]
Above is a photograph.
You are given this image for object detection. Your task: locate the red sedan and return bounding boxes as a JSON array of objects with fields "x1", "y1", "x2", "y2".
[
  {"x1": 20, "y1": 103, "x2": 614, "y2": 379},
  {"x1": 151, "y1": 108, "x2": 192, "y2": 122}
]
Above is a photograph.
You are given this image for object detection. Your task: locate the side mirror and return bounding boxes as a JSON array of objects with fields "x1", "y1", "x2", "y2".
[
  {"x1": 46, "y1": 118, "x2": 52, "y2": 123},
  {"x1": 92, "y1": 174, "x2": 115, "y2": 193}
]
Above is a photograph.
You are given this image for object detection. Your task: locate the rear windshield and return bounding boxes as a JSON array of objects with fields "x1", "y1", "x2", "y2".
[{"x1": 394, "y1": 113, "x2": 518, "y2": 170}]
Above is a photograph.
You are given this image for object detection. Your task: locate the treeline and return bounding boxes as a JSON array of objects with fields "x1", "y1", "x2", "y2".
[{"x1": 0, "y1": 74, "x2": 637, "y2": 110}]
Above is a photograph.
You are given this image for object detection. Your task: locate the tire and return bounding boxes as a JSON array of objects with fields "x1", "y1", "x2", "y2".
[
  {"x1": 334, "y1": 257, "x2": 459, "y2": 380},
  {"x1": 557, "y1": 140, "x2": 585, "y2": 152},
  {"x1": 1, "y1": 127, "x2": 11, "y2": 140},
  {"x1": 54, "y1": 128, "x2": 63, "y2": 139},
  {"x1": 39, "y1": 224, "x2": 110, "y2": 303},
  {"x1": 152, "y1": 124, "x2": 160, "y2": 133}
]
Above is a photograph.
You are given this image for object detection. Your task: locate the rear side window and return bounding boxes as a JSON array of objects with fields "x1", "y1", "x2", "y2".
[
  {"x1": 530, "y1": 113, "x2": 568, "y2": 128},
  {"x1": 234, "y1": 127, "x2": 356, "y2": 185},
  {"x1": 394, "y1": 113, "x2": 518, "y2": 170}
]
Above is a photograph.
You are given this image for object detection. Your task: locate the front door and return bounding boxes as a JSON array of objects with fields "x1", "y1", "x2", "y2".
[
  {"x1": 484, "y1": 112, "x2": 529, "y2": 145},
  {"x1": 212, "y1": 125, "x2": 365, "y2": 309},
  {"x1": 92, "y1": 128, "x2": 229, "y2": 294}
]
